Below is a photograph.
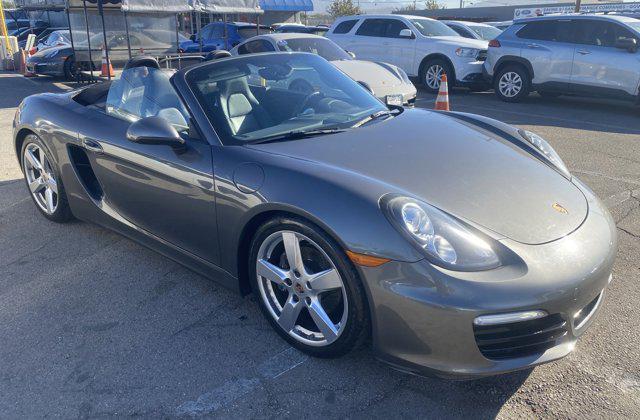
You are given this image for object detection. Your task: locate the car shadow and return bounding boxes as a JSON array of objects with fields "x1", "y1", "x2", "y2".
[{"x1": 0, "y1": 72, "x2": 73, "y2": 109}]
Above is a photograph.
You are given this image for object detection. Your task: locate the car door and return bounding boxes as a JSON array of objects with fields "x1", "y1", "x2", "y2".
[
  {"x1": 380, "y1": 18, "x2": 416, "y2": 71},
  {"x1": 351, "y1": 18, "x2": 387, "y2": 61},
  {"x1": 570, "y1": 19, "x2": 640, "y2": 98},
  {"x1": 77, "y1": 67, "x2": 219, "y2": 264},
  {"x1": 517, "y1": 19, "x2": 575, "y2": 89}
]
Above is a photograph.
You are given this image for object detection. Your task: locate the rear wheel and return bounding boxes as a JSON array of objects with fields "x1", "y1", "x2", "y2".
[
  {"x1": 494, "y1": 65, "x2": 530, "y2": 102},
  {"x1": 420, "y1": 58, "x2": 454, "y2": 93},
  {"x1": 249, "y1": 217, "x2": 369, "y2": 358},
  {"x1": 20, "y1": 134, "x2": 73, "y2": 222}
]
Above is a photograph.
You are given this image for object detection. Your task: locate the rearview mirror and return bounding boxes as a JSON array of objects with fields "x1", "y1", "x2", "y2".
[
  {"x1": 399, "y1": 29, "x2": 414, "y2": 39},
  {"x1": 615, "y1": 37, "x2": 638, "y2": 53},
  {"x1": 126, "y1": 116, "x2": 185, "y2": 148}
]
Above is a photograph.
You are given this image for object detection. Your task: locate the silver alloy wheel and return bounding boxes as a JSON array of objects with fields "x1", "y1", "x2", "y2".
[
  {"x1": 498, "y1": 71, "x2": 523, "y2": 98},
  {"x1": 256, "y1": 230, "x2": 348, "y2": 347},
  {"x1": 22, "y1": 142, "x2": 58, "y2": 215},
  {"x1": 425, "y1": 64, "x2": 444, "y2": 90}
]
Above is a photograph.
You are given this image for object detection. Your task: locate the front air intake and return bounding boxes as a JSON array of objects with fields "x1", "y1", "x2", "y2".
[{"x1": 473, "y1": 313, "x2": 568, "y2": 360}]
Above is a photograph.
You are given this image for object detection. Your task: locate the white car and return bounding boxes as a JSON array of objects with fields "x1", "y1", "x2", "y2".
[
  {"x1": 327, "y1": 14, "x2": 489, "y2": 92},
  {"x1": 230, "y1": 33, "x2": 417, "y2": 106},
  {"x1": 444, "y1": 20, "x2": 503, "y2": 41}
]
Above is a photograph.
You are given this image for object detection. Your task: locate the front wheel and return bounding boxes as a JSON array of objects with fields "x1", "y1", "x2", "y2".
[
  {"x1": 63, "y1": 56, "x2": 77, "y2": 81},
  {"x1": 494, "y1": 65, "x2": 530, "y2": 102},
  {"x1": 249, "y1": 217, "x2": 370, "y2": 358},
  {"x1": 20, "y1": 134, "x2": 73, "y2": 222},
  {"x1": 420, "y1": 58, "x2": 454, "y2": 93}
]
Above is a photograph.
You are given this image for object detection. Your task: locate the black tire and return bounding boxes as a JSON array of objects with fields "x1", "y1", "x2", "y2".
[
  {"x1": 420, "y1": 58, "x2": 454, "y2": 93},
  {"x1": 494, "y1": 64, "x2": 530, "y2": 103},
  {"x1": 20, "y1": 134, "x2": 74, "y2": 223},
  {"x1": 538, "y1": 90, "x2": 561, "y2": 99},
  {"x1": 63, "y1": 56, "x2": 77, "y2": 81},
  {"x1": 248, "y1": 216, "x2": 370, "y2": 358}
]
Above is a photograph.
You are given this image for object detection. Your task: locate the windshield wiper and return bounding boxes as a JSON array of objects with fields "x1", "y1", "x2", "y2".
[
  {"x1": 250, "y1": 128, "x2": 348, "y2": 144},
  {"x1": 351, "y1": 108, "x2": 401, "y2": 128}
]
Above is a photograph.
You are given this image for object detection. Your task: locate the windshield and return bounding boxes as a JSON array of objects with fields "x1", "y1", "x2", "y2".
[
  {"x1": 275, "y1": 37, "x2": 351, "y2": 61},
  {"x1": 627, "y1": 21, "x2": 640, "y2": 33},
  {"x1": 186, "y1": 53, "x2": 387, "y2": 145},
  {"x1": 468, "y1": 24, "x2": 502, "y2": 40},
  {"x1": 409, "y1": 18, "x2": 459, "y2": 37}
]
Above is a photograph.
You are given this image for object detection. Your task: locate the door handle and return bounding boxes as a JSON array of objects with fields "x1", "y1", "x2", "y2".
[
  {"x1": 577, "y1": 50, "x2": 591, "y2": 55},
  {"x1": 527, "y1": 43, "x2": 541, "y2": 49},
  {"x1": 82, "y1": 138, "x2": 103, "y2": 153}
]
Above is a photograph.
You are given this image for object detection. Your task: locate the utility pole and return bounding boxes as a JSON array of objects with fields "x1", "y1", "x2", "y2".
[
  {"x1": 574, "y1": 0, "x2": 581, "y2": 13},
  {"x1": 460, "y1": 0, "x2": 464, "y2": 9}
]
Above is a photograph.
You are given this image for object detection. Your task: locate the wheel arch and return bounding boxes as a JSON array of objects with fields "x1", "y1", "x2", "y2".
[
  {"x1": 418, "y1": 53, "x2": 456, "y2": 83},
  {"x1": 494, "y1": 56, "x2": 534, "y2": 81},
  {"x1": 235, "y1": 204, "x2": 352, "y2": 297},
  {"x1": 14, "y1": 127, "x2": 37, "y2": 170}
]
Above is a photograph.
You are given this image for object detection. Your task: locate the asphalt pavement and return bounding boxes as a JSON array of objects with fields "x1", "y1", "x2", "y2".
[{"x1": 0, "y1": 73, "x2": 638, "y2": 418}]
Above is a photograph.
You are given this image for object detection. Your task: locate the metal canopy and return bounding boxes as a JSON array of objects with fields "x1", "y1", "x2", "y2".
[
  {"x1": 192, "y1": 0, "x2": 262, "y2": 14},
  {"x1": 259, "y1": 0, "x2": 312, "y2": 12}
]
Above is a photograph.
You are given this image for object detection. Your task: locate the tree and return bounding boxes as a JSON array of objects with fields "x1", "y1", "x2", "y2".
[
  {"x1": 394, "y1": 2, "x2": 417, "y2": 13},
  {"x1": 327, "y1": 0, "x2": 362, "y2": 19},
  {"x1": 424, "y1": 0, "x2": 443, "y2": 10}
]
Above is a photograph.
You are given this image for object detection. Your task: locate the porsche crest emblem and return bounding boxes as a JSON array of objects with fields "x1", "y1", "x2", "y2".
[{"x1": 552, "y1": 203, "x2": 568, "y2": 214}]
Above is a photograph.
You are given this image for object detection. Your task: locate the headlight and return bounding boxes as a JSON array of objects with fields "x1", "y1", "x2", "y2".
[
  {"x1": 381, "y1": 195, "x2": 501, "y2": 271},
  {"x1": 455, "y1": 47, "x2": 480, "y2": 58},
  {"x1": 518, "y1": 130, "x2": 570, "y2": 178}
]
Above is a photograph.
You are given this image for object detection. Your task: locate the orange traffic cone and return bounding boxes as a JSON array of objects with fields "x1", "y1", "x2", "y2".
[
  {"x1": 434, "y1": 74, "x2": 450, "y2": 111},
  {"x1": 101, "y1": 46, "x2": 115, "y2": 78}
]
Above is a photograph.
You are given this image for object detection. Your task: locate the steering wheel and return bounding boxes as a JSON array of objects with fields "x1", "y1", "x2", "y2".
[{"x1": 297, "y1": 91, "x2": 325, "y2": 116}]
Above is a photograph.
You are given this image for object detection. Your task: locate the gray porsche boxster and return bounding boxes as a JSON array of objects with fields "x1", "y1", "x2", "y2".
[{"x1": 13, "y1": 52, "x2": 617, "y2": 378}]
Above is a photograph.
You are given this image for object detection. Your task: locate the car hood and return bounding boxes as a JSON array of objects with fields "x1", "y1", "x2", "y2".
[
  {"x1": 248, "y1": 109, "x2": 588, "y2": 245},
  {"x1": 331, "y1": 59, "x2": 403, "y2": 89},
  {"x1": 430, "y1": 36, "x2": 488, "y2": 49}
]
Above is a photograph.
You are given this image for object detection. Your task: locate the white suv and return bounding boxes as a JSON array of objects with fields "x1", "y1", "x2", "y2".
[
  {"x1": 484, "y1": 15, "x2": 640, "y2": 103},
  {"x1": 327, "y1": 14, "x2": 489, "y2": 92}
]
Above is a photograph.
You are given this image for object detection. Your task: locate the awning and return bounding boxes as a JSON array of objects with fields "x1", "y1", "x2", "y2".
[
  {"x1": 193, "y1": 0, "x2": 263, "y2": 14},
  {"x1": 259, "y1": 0, "x2": 313, "y2": 12}
]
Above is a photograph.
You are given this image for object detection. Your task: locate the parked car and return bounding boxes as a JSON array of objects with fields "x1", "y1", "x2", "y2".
[
  {"x1": 4, "y1": 19, "x2": 46, "y2": 32},
  {"x1": 275, "y1": 24, "x2": 329, "y2": 36},
  {"x1": 12, "y1": 24, "x2": 50, "y2": 47},
  {"x1": 179, "y1": 22, "x2": 271, "y2": 53},
  {"x1": 327, "y1": 14, "x2": 489, "y2": 92},
  {"x1": 483, "y1": 14, "x2": 640, "y2": 103},
  {"x1": 444, "y1": 20, "x2": 503, "y2": 41},
  {"x1": 230, "y1": 33, "x2": 417, "y2": 105},
  {"x1": 14, "y1": 52, "x2": 617, "y2": 378},
  {"x1": 27, "y1": 31, "x2": 176, "y2": 80},
  {"x1": 486, "y1": 20, "x2": 513, "y2": 30}
]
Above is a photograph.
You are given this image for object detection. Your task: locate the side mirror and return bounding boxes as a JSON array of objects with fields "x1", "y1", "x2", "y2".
[
  {"x1": 615, "y1": 37, "x2": 638, "y2": 53},
  {"x1": 126, "y1": 116, "x2": 185, "y2": 148},
  {"x1": 346, "y1": 50, "x2": 356, "y2": 59},
  {"x1": 190, "y1": 33, "x2": 197, "y2": 42},
  {"x1": 399, "y1": 29, "x2": 414, "y2": 39},
  {"x1": 357, "y1": 80, "x2": 374, "y2": 95}
]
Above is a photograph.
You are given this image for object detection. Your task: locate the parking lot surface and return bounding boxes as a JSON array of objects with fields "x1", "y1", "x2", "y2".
[{"x1": 1, "y1": 73, "x2": 638, "y2": 418}]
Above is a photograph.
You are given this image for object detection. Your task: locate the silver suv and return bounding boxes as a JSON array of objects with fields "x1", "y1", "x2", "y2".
[{"x1": 483, "y1": 15, "x2": 640, "y2": 103}]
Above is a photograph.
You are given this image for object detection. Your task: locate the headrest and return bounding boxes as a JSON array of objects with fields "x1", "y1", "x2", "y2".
[
  {"x1": 124, "y1": 56, "x2": 160, "y2": 70},
  {"x1": 205, "y1": 50, "x2": 232, "y2": 61},
  {"x1": 227, "y1": 93, "x2": 252, "y2": 118}
]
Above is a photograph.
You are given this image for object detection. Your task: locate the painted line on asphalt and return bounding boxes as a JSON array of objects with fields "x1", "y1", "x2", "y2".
[
  {"x1": 175, "y1": 347, "x2": 308, "y2": 416},
  {"x1": 414, "y1": 97, "x2": 637, "y2": 133}
]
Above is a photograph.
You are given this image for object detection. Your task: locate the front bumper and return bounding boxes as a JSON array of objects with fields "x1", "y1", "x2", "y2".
[
  {"x1": 360, "y1": 181, "x2": 617, "y2": 379},
  {"x1": 26, "y1": 59, "x2": 64, "y2": 76}
]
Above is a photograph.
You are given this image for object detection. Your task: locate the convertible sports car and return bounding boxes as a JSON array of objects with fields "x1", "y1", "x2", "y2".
[
  {"x1": 230, "y1": 33, "x2": 417, "y2": 106},
  {"x1": 14, "y1": 52, "x2": 617, "y2": 378}
]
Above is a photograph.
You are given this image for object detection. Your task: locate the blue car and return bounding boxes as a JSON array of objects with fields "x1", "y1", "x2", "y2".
[{"x1": 179, "y1": 22, "x2": 271, "y2": 53}]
